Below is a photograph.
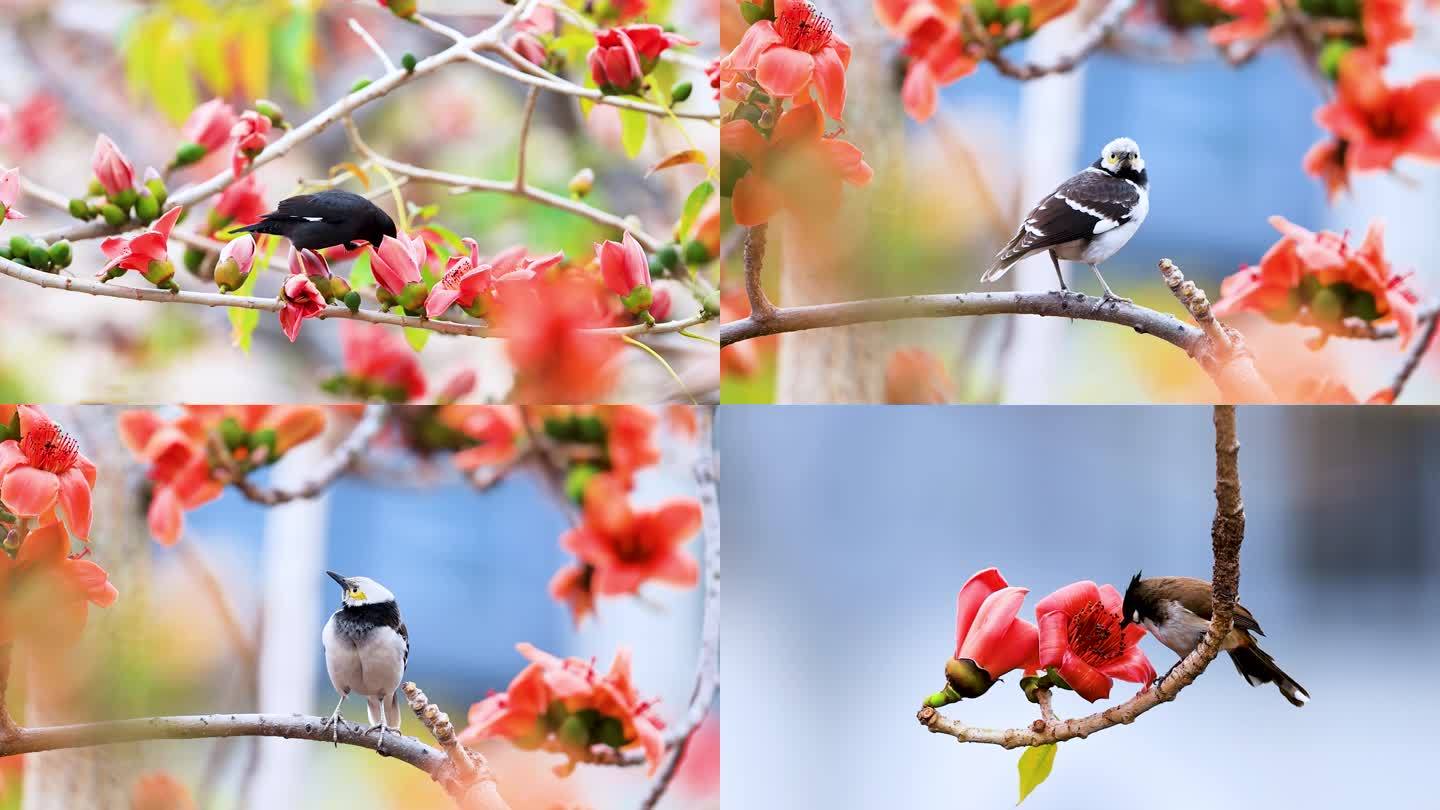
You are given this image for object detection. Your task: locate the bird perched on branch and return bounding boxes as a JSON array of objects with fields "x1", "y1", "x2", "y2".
[
  {"x1": 983, "y1": 137, "x2": 1150, "y2": 303},
  {"x1": 230, "y1": 190, "x2": 397, "y2": 251},
  {"x1": 1121, "y1": 573, "x2": 1309, "y2": 707},
  {"x1": 321, "y1": 571, "x2": 410, "y2": 750}
]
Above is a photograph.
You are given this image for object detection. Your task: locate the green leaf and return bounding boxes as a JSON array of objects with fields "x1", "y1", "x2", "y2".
[
  {"x1": 1017, "y1": 744, "x2": 1057, "y2": 805},
  {"x1": 349, "y1": 249, "x2": 374, "y2": 291},
  {"x1": 619, "y1": 107, "x2": 647, "y2": 159},
  {"x1": 403, "y1": 322, "x2": 429, "y2": 352},
  {"x1": 150, "y1": 29, "x2": 198, "y2": 124},
  {"x1": 227, "y1": 258, "x2": 264, "y2": 353},
  {"x1": 675, "y1": 181, "x2": 714, "y2": 241},
  {"x1": 273, "y1": 8, "x2": 316, "y2": 106}
]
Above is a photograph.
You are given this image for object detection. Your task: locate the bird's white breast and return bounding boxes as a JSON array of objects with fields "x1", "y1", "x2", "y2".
[
  {"x1": 1081, "y1": 185, "x2": 1147, "y2": 265},
  {"x1": 323, "y1": 614, "x2": 407, "y2": 697}
]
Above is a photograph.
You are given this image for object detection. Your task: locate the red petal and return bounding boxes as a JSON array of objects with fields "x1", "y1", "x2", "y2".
[
  {"x1": 958, "y1": 586, "x2": 1028, "y2": 662},
  {"x1": 953, "y1": 568, "x2": 1007, "y2": 653},
  {"x1": 723, "y1": 21, "x2": 781, "y2": 71},
  {"x1": 1059, "y1": 650, "x2": 1113, "y2": 702},
  {"x1": 1036, "y1": 610, "x2": 1070, "y2": 668},
  {"x1": 1033, "y1": 580, "x2": 1101, "y2": 618},
  {"x1": 811, "y1": 46, "x2": 847, "y2": 120},
  {"x1": 756, "y1": 48, "x2": 815, "y2": 100},
  {"x1": 1, "y1": 465, "x2": 60, "y2": 517},
  {"x1": 56, "y1": 467, "x2": 93, "y2": 540}
]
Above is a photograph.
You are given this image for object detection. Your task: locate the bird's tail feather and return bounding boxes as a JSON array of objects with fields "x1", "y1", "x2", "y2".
[
  {"x1": 228, "y1": 220, "x2": 278, "y2": 236},
  {"x1": 981, "y1": 251, "x2": 1020, "y2": 283},
  {"x1": 1229, "y1": 643, "x2": 1309, "y2": 707}
]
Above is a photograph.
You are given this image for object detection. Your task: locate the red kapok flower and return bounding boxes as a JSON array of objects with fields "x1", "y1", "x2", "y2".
[
  {"x1": 0, "y1": 167, "x2": 24, "y2": 224},
  {"x1": 117, "y1": 410, "x2": 223, "y2": 545},
  {"x1": 0, "y1": 522, "x2": 118, "y2": 649},
  {"x1": 370, "y1": 232, "x2": 428, "y2": 305},
  {"x1": 340, "y1": 321, "x2": 427, "y2": 402},
  {"x1": 924, "y1": 568, "x2": 1039, "y2": 705},
  {"x1": 0, "y1": 92, "x2": 62, "y2": 157},
  {"x1": 1315, "y1": 49, "x2": 1440, "y2": 173},
  {"x1": 440, "y1": 405, "x2": 524, "y2": 470},
  {"x1": 229, "y1": 110, "x2": 273, "y2": 177},
  {"x1": 0, "y1": 407, "x2": 96, "y2": 539},
  {"x1": 722, "y1": 103, "x2": 873, "y2": 227},
  {"x1": 99, "y1": 205, "x2": 183, "y2": 288},
  {"x1": 723, "y1": 0, "x2": 851, "y2": 120},
  {"x1": 1205, "y1": 0, "x2": 1275, "y2": 45},
  {"x1": 601, "y1": 405, "x2": 662, "y2": 487},
  {"x1": 279, "y1": 273, "x2": 326, "y2": 342},
  {"x1": 597, "y1": 232, "x2": 658, "y2": 316},
  {"x1": 884, "y1": 348, "x2": 952, "y2": 404},
  {"x1": 1362, "y1": 0, "x2": 1413, "y2": 59},
  {"x1": 560, "y1": 472, "x2": 701, "y2": 597},
  {"x1": 873, "y1": 0, "x2": 976, "y2": 122},
  {"x1": 91, "y1": 134, "x2": 135, "y2": 197},
  {"x1": 182, "y1": 98, "x2": 239, "y2": 153},
  {"x1": 589, "y1": 25, "x2": 694, "y2": 95},
  {"x1": 212, "y1": 173, "x2": 268, "y2": 231},
  {"x1": 498, "y1": 276, "x2": 622, "y2": 403},
  {"x1": 1035, "y1": 580, "x2": 1155, "y2": 702}
]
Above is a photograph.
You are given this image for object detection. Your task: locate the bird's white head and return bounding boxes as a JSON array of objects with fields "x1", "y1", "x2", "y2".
[
  {"x1": 327, "y1": 571, "x2": 395, "y2": 607},
  {"x1": 1099, "y1": 137, "x2": 1144, "y2": 174}
]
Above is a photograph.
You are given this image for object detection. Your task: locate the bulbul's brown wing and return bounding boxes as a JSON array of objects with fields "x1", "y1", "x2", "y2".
[{"x1": 1153, "y1": 576, "x2": 1264, "y2": 635}]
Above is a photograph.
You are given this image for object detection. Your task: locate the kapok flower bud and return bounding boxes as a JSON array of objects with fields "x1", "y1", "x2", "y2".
[
  {"x1": 569, "y1": 168, "x2": 595, "y2": 198},
  {"x1": 326, "y1": 275, "x2": 352, "y2": 302},
  {"x1": 380, "y1": 0, "x2": 418, "y2": 18},
  {"x1": 511, "y1": 32, "x2": 548, "y2": 67},
  {"x1": 398, "y1": 280, "x2": 430, "y2": 313},
  {"x1": 144, "y1": 169, "x2": 168, "y2": 206},
  {"x1": 135, "y1": 193, "x2": 160, "y2": 223},
  {"x1": 931, "y1": 657, "x2": 996, "y2": 705},
  {"x1": 620, "y1": 283, "x2": 653, "y2": 314},
  {"x1": 253, "y1": 99, "x2": 286, "y2": 128},
  {"x1": 48, "y1": 240, "x2": 72, "y2": 269},
  {"x1": 215, "y1": 234, "x2": 256, "y2": 292},
  {"x1": 68, "y1": 198, "x2": 94, "y2": 220},
  {"x1": 144, "y1": 259, "x2": 176, "y2": 288},
  {"x1": 91, "y1": 134, "x2": 135, "y2": 199}
]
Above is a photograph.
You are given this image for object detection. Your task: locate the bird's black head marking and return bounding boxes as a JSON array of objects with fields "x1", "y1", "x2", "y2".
[{"x1": 1120, "y1": 570, "x2": 1146, "y2": 628}]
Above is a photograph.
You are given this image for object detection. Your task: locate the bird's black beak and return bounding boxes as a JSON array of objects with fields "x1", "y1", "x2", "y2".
[
  {"x1": 326, "y1": 570, "x2": 349, "y2": 589},
  {"x1": 1119, "y1": 616, "x2": 1132, "y2": 630}
]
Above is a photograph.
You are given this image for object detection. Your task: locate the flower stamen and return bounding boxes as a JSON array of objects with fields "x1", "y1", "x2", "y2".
[
  {"x1": 776, "y1": 2, "x2": 834, "y2": 55},
  {"x1": 1066, "y1": 600, "x2": 1125, "y2": 667},
  {"x1": 20, "y1": 418, "x2": 80, "y2": 474}
]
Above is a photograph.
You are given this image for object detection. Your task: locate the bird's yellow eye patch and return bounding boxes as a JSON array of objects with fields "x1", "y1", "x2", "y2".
[{"x1": 350, "y1": 589, "x2": 367, "y2": 601}]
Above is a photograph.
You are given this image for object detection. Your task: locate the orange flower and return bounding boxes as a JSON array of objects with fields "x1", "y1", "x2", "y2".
[
  {"x1": 1205, "y1": 0, "x2": 1274, "y2": 45},
  {"x1": 723, "y1": 103, "x2": 872, "y2": 227},
  {"x1": 722, "y1": 1, "x2": 851, "y2": 120},
  {"x1": 0, "y1": 407, "x2": 96, "y2": 539},
  {"x1": 439, "y1": 406, "x2": 525, "y2": 470},
  {"x1": 884, "y1": 348, "x2": 953, "y2": 404},
  {"x1": 1315, "y1": 49, "x2": 1440, "y2": 172},
  {"x1": 459, "y1": 644, "x2": 666, "y2": 775},
  {"x1": 497, "y1": 276, "x2": 622, "y2": 403},
  {"x1": 560, "y1": 473, "x2": 700, "y2": 598},
  {"x1": 131, "y1": 771, "x2": 196, "y2": 810},
  {"x1": 600, "y1": 406, "x2": 662, "y2": 487},
  {"x1": 0, "y1": 522, "x2": 118, "y2": 649},
  {"x1": 1214, "y1": 215, "x2": 1421, "y2": 345},
  {"x1": 874, "y1": 0, "x2": 975, "y2": 122},
  {"x1": 1362, "y1": 0, "x2": 1413, "y2": 59},
  {"x1": 338, "y1": 321, "x2": 427, "y2": 403}
]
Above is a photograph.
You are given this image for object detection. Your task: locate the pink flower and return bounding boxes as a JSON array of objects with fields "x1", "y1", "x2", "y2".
[
  {"x1": 99, "y1": 206, "x2": 183, "y2": 287},
  {"x1": 340, "y1": 321, "x2": 427, "y2": 402},
  {"x1": 370, "y1": 232, "x2": 427, "y2": 298},
  {"x1": 212, "y1": 173, "x2": 268, "y2": 230},
  {"x1": 279, "y1": 273, "x2": 326, "y2": 342},
  {"x1": 1035, "y1": 580, "x2": 1156, "y2": 703},
  {"x1": 722, "y1": 0, "x2": 850, "y2": 120},
  {"x1": 0, "y1": 406, "x2": 97, "y2": 540},
  {"x1": 0, "y1": 166, "x2": 25, "y2": 223},
  {"x1": 511, "y1": 32, "x2": 548, "y2": 67},
  {"x1": 926, "y1": 568, "x2": 1038, "y2": 704},
  {"x1": 589, "y1": 25, "x2": 695, "y2": 95},
  {"x1": 215, "y1": 233, "x2": 256, "y2": 292},
  {"x1": 424, "y1": 239, "x2": 562, "y2": 318},
  {"x1": 288, "y1": 245, "x2": 331, "y2": 283},
  {"x1": 229, "y1": 111, "x2": 273, "y2": 177},
  {"x1": 91, "y1": 134, "x2": 135, "y2": 197},
  {"x1": 0, "y1": 93, "x2": 63, "y2": 157},
  {"x1": 182, "y1": 98, "x2": 238, "y2": 152},
  {"x1": 597, "y1": 232, "x2": 656, "y2": 314}
]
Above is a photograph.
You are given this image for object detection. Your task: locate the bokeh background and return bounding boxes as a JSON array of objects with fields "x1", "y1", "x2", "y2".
[
  {"x1": 0, "y1": 405, "x2": 716, "y2": 810},
  {"x1": 720, "y1": 1, "x2": 1440, "y2": 403},
  {"x1": 721, "y1": 405, "x2": 1440, "y2": 807},
  {"x1": 0, "y1": 0, "x2": 718, "y2": 403}
]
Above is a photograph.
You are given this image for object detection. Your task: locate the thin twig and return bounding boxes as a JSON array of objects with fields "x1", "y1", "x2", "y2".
[
  {"x1": 917, "y1": 405, "x2": 1246, "y2": 747},
  {"x1": 743, "y1": 225, "x2": 775, "y2": 321},
  {"x1": 1378, "y1": 308, "x2": 1440, "y2": 403},
  {"x1": 0, "y1": 643, "x2": 18, "y2": 739},
  {"x1": 349, "y1": 18, "x2": 398, "y2": 72},
  {"x1": 515, "y1": 87, "x2": 541, "y2": 191},
  {"x1": 465, "y1": 49, "x2": 720, "y2": 121},
  {"x1": 226, "y1": 403, "x2": 388, "y2": 506},
  {"x1": 977, "y1": 0, "x2": 1136, "y2": 80}
]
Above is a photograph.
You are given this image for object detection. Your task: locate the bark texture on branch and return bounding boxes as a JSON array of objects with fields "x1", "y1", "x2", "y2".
[{"x1": 917, "y1": 405, "x2": 1247, "y2": 747}]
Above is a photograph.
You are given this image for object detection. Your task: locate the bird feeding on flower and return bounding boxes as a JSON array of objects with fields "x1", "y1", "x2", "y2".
[
  {"x1": 320, "y1": 571, "x2": 410, "y2": 750},
  {"x1": 230, "y1": 190, "x2": 397, "y2": 252},
  {"x1": 983, "y1": 137, "x2": 1150, "y2": 303},
  {"x1": 1121, "y1": 573, "x2": 1309, "y2": 707}
]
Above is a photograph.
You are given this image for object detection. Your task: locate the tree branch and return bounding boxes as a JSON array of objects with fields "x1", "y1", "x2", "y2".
[
  {"x1": 743, "y1": 225, "x2": 775, "y2": 321},
  {"x1": 0, "y1": 644, "x2": 17, "y2": 740},
  {"x1": 225, "y1": 403, "x2": 389, "y2": 506},
  {"x1": 972, "y1": 0, "x2": 1136, "y2": 80},
  {"x1": 916, "y1": 405, "x2": 1246, "y2": 748},
  {"x1": 403, "y1": 682, "x2": 512, "y2": 810},
  {"x1": 1377, "y1": 306, "x2": 1440, "y2": 403}
]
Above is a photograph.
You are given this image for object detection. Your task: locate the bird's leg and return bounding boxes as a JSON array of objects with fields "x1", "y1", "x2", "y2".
[
  {"x1": 1049, "y1": 251, "x2": 1068, "y2": 292},
  {"x1": 1089, "y1": 264, "x2": 1131, "y2": 305},
  {"x1": 322, "y1": 691, "x2": 348, "y2": 747},
  {"x1": 366, "y1": 697, "x2": 388, "y2": 754}
]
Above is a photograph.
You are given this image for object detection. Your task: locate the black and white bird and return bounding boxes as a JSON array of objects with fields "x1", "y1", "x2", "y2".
[
  {"x1": 230, "y1": 190, "x2": 397, "y2": 251},
  {"x1": 321, "y1": 571, "x2": 410, "y2": 749},
  {"x1": 982, "y1": 137, "x2": 1150, "y2": 303},
  {"x1": 1121, "y1": 573, "x2": 1309, "y2": 707}
]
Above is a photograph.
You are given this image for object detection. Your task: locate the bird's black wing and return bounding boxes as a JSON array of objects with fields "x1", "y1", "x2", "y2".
[
  {"x1": 272, "y1": 191, "x2": 367, "y2": 223},
  {"x1": 397, "y1": 620, "x2": 410, "y2": 666},
  {"x1": 1005, "y1": 169, "x2": 1141, "y2": 256}
]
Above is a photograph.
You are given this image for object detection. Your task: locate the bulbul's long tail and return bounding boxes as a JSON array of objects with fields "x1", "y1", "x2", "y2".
[{"x1": 1229, "y1": 643, "x2": 1309, "y2": 707}]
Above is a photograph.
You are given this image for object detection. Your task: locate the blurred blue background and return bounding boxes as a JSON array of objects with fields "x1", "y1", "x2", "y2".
[{"x1": 719, "y1": 405, "x2": 1440, "y2": 808}]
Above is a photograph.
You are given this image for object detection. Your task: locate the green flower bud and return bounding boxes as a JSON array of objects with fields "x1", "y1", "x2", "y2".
[
  {"x1": 648, "y1": 253, "x2": 665, "y2": 278},
  {"x1": 251, "y1": 428, "x2": 279, "y2": 462},
  {"x1": 565, "y1": 463, "x2": 601, "y2": 503},
  {"x1": 670, "y1": 81, "x2": 693, "y2": 103},
  {"x1": 327, "y1": 276, "x2": 353, "y2": 302},
  {"x1": 974, "y1": 0, "x2": 1000, "y2": 25},
  {"x1": 88, "y1": 179, "x2": 105, "y2": 197},
  {"x1": 103, "y1": 266, "x2": 127, "y2": 281},
  {"x1": 1318, "y1": 39, "x2": 1353, "y2": 82},
  {"x1": 557, "y1": 715, "x2": 590, "y2": 750},
  {"x1": 9, "y1": 235, "x2": 33, "y2": 259},
  {"x1": 1003, "y1": 4, "x2": 1031, "y2": 32},
  {"x1": 343, "y1": 290, "x2": 362, "y2": 312},
  {"x1": 594, "y1": 716, "x2": 627, "y2": 749},
  {"x1": 172, "y1": 142, "x2": 208, "y2": 169},
  {"x1": 113, "y1": 187, "x2": 138, "y2": 210},
  {"x1": 0, "y1": 244, "x2": 10, "y2": 260},
  {"x1": 398, "y1": 281, "x2": 429, "y2": 313},
  {"x1": 682, "y1": 239, "x2": 711, "y2": 265},
  {"x1": 146, "y1": 177, "x2": 168, "y2": 206},
  {"x1": 254, "y1": 99, "x2": 286, "y2": 127},
  {"x1": 135, "y1": 193, "x2": 161, "y2": 223},
  {"x1": 214, "y1": 257, "x2": 250, "y2": 292},
  {"x1": 184, "y1": 246, "x2": 207, "y2": 275},
  {"x1": 351, "y1": 78, "x2": 373, "y2": 94},
  {"x1": 701, "y1": 290, "x2": 720, "y2": 318},
  {"x1": 544, "y1": 416, "x2": 580, "y2": 441},
  {"x1": 218, "y1": 417, "x2": 248, "y2": 451},
  {"x1": 402, "y1": 52, "x2": 418, "y2": 72},
  {"x1": 922, "y1": 683, "x2": 964, "y2": 708},
  {"x1": 100, "y1": 203, "x2": 128, "y2": 226},
  {"x1": 575, "y1": 415, "x2": 606, "y2": 444},
  {"x1": 621, "y1": 283, "x2": 654, "y2": 313},
  {"x1": 27, "y1": 244, "x2": 52, "y2": 272},
  {"x1": 376, "y1": 286, "x2": 398, "y2": 310},
  {"x1": 569, "y1": 168, "x2": 595, "y2": 199},
  {"x1": 68, "y1": 199, "x2": 93, "y2": 220},
  {"x1": 48, "y1": 241, "x2": 73, "y2": 269},
  {"x1": 1349, "y1": 289, "x2": 1379, "y2": 321},
  {"x1": 657, "y1": 244, "x2": 680, "y2": 271}
]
